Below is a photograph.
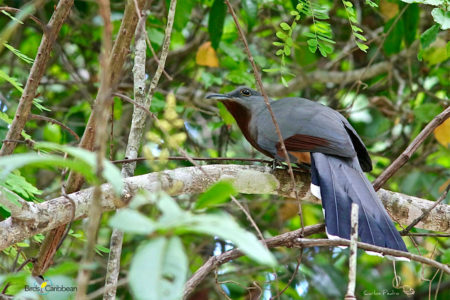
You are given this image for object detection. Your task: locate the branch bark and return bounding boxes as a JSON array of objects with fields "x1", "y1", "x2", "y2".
[{"x1": 1, "y1": 164, "x2": 448, "y2": 251}]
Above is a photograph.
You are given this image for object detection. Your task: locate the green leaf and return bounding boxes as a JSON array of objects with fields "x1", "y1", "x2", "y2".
[
  {"x1": 173, "y1": 0, "x2": 195, "y2": 30},
  {"x1": 281, "y1": 76, "x2": 288, "y2": 87},
  {"x1": 343, "y1": 1, "x2": 353, "y2": 8},
  {"x1": 242, "y1": 0, "x2": 259, "y2": 31},
  {"x1": 402, "y1": 4, "x2": 419, "y2": 46},
  {"x1": 1, "y1": 10, "x2": 24, "y2": 24},
  {"x1": 276, "y1": 31, "x2": 287, "y2": 40},
  {"x1": 0, "y1": 70, "x2": 49, "y2": 112},
  {"x1": 43, "y1": 123, "x2": 62, "y2": 143},
  {"x1": 241, "y1": 0, "x2": 258, "y2": 26},
  {"x1": 3, "y1": 43, "x2": 33, "y2": 64},
  {"x1": 413, "y1": 103, "x2": 443, "y2": 123},
  {"x1": 280, "y1": 22, "x2": 291, "y2": 31},
  {"x1": 34, "y1": 142, "x2": 123, "y2": 193},
  {"x1": 317, "y1": 35, "x2": 336, "y2": 44},
  {"x1": 284, "y1": 45, "x2": 291, "y2": 55},
  {"x1": 0, "y1": 153, "x2": 94, "y2": 183},
  {"x1": 2, "y1": 171, "x2": 41, "y2": 200},
  {"x1": 262, "y1": 68, "x2": 281, "y2": 73},
  {"x1": 0, "y1": 69, "x2": 23, "y2": 91},
  {"x1": 217, "y1": 101, "x2": 235, "y2": 125},
  {"x1": 129, "y1": 237, "x2": 188, "y2": 300},
  {"x1": 383, "y1": 17, "x2": 404, "y2": 55},
  {"x1": 351, "y1": 25, "x2": 363, "y2": 33},
  {"x1": 177, "y1": 213, "x2": 277, "y2": 266},
  {"x1": 225, "y1": 69, "x2": 255, "y2": 85},
  {"x1": 208, "y1": 0, "x2": 227, "y2": 49},
  {"x1": 307, "y1": 39, "x2": 318, "y2": 46},
  {"x1": 365, "y1": 0, "x2": 378, "y2": 8},
  {"x1": 151, "y1": 192, "x2": 184, "y2": 220},
  {"x1": 356, "y1": 41, "x2": 369, "y2": 52},
  {"x1": 420, "y1": 24, "x2": 440, "y2": 49},
  {"x1": 431, "y1": 8, "x2": 450, "y2": 30},
  {"x1": 195, "y1": 181, "x2": 236, "y2": 209},
  {"x1": 109, "y1": 209, "x2": 156, "y2": 234},
  {"x1": 95, "y1": 244, "x2": 110, "y2": 255},
  {"x1": 353, "y1": 32, "x2": 367, "y2": 42},
  {"x1": 147, "y1": 28, "x2": 164, "y2": 46}
]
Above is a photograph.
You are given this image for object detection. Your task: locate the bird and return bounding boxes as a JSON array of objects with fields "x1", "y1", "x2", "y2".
[{"x1": 207, "y1": 86, "x2": 407, "y2": 253}]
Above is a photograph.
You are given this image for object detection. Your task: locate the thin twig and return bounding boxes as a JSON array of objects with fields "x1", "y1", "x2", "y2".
[
  {"x1": 29, "y1": 114, "x2": 79, "y2": 141},
  {"x1": 273, "y1": 250, "x2": 303, "y2": 299},
  {"x1": 345, "y1": 203, "x2": 358, "y2": 300},
  {"x1": 146, "y1": 0, "x2": 177, "y2": 106},
  {"x1": 224, "y1": 0, "x2": 305, "y2": 235},
  {"x1": 112, "y1": 92, "x2": 155, "y2": 118},
  {"x1": 0, "y1": 6, "x2": 45, "y2": 30},
  {"x1": 373, "y1": 106, "x2": 450, "y2": 191},
  {"x1": 112, "y1": 156, "x2": 273, "y2": 165},
  {"x1": 400, "y1": 184, "x2": 450, "y2": 235}
]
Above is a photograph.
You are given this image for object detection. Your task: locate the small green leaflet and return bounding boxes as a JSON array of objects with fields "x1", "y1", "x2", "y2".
[
  {"x1": 208, "y1": 0, "x2": 227, "y2": 49},
  {"x1": 1, "y1": 10, "x2": 24, "y2": 24},
  {"x1": 0, "y1": 70, "x2": 49, "y2": 111},
  {"x1": 3, "y1": 43, "x2": 34, "y2": 64},
  {"x1": 0, "y1": 142, "x2": 123, "y2": 194},
  {"x1": 195, "y1": 180, "x2": 236, "y2": 209}
]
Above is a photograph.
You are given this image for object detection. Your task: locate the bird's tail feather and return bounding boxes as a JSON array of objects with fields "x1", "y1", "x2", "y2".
[{"x1": 310, "y1": 152, "x2": 407, "y2": 253}]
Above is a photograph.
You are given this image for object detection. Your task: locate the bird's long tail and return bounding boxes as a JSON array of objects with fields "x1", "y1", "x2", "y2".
[{"x1": 310, "y1": 152, "x2": 407, "y2": 252}]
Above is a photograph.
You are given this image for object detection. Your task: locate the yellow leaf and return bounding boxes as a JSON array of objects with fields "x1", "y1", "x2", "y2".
[
  {"x1": 380, "y1": 0, "x2": 399, "y2": 21},
  {"x1": 434, "y1": 117, "x2": 450, "y2": 148},
  {"x1": 196, "y1": 41, "x2": 219, "y2": 67}
]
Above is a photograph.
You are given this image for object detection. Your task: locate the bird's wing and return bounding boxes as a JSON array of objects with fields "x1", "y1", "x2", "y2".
[{"x1": 254, "y1": 98, "x2": 357, "y2": 159}]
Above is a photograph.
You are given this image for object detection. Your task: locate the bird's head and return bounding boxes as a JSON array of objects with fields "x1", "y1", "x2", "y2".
[{"x1": 206, "y1": 87, "x2": 265, "y2": 110}]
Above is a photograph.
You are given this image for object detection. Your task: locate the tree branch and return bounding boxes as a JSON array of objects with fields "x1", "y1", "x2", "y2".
[
  {"x1": 373, "y1": 106, "x2": 450, "y2": 191},
  {"x1": 0, "y1": 0, "x2": 74, "y2": 156},
  {"x1": 1, "y1": 164, "x2": 448, "y2": 251},
  {"x1": 183, "y1": 224, "x2": 450, "y2": 299}
]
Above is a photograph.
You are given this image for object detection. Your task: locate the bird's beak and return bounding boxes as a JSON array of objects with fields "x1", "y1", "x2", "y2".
[{"x1": 206, "y1": 93, "x2": 232, "y2": 101}]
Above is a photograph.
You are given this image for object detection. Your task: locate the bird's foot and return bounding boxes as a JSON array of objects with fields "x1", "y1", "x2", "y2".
[{"x1": 270, "y1": 159, "x2": 283, "y2": 171}]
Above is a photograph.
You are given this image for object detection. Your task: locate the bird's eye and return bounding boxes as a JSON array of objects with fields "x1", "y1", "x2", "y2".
[{"x1": 240, "y1": 89, "x2": 251, "y2": 97}]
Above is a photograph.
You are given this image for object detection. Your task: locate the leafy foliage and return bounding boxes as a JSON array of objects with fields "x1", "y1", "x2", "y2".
[
  {"x1": 0, "y1": 0, "x2": 448, "y2": 299},
  {"x1": 342, "y1": 1, "x2": 369, "y2": 52}
]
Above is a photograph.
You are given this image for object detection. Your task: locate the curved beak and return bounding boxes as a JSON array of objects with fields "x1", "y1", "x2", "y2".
[{"x1": 206, "y1": 93, "x2": 232, "y2": 101}]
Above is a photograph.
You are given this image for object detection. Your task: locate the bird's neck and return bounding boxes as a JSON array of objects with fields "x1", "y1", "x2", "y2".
[
  {"x1": 221, "y1": 101, "x2": 272, "y2": 157},
  {"x1": 221, "y1": 101, "x2": 253, "y2": 139}
]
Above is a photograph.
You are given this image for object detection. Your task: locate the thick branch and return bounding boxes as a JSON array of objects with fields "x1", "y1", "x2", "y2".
[{"x1": 1, "y1": 164, "x2": 448, "y2": 251}]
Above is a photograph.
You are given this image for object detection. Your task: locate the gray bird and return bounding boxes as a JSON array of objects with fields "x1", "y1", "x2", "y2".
[{"x1": 207, "y1": 86, "x2": 407, "y2": 252}]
